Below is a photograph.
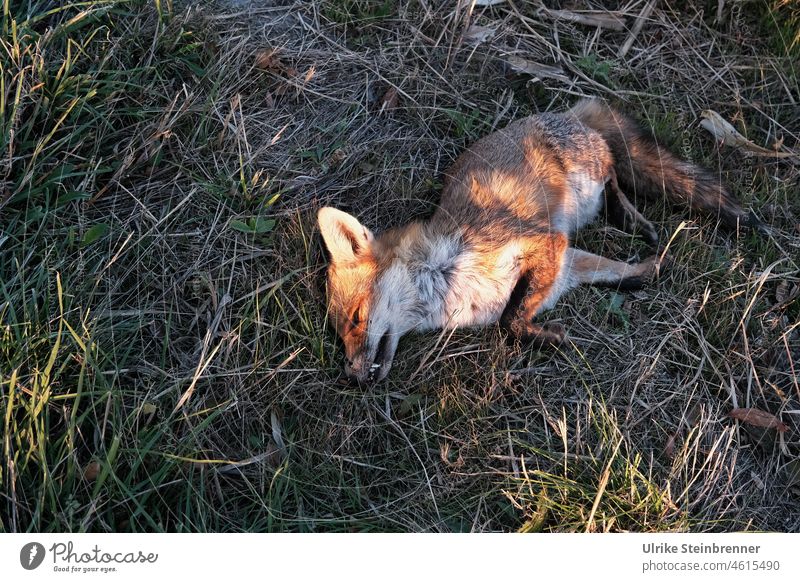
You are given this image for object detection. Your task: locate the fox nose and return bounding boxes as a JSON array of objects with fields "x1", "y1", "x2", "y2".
[
  {"x1": 343, "y1": 360, "x2": 372, "y2": 386},
  {"x1": 343, "y1": 373, "x2": 363, "y2": 387}
]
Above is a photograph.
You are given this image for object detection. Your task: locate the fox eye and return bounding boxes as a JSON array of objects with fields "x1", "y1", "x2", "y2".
[{"x1": 351, "y1": 306, "x2": 362, "y2": 327}]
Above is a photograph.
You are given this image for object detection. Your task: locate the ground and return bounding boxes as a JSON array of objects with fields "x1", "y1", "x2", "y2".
[{"x1": 1, "y1": 0, "x2": 798, "y2": 532}]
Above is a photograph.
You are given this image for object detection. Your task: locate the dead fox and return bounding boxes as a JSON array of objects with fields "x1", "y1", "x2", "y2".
[{"x1": 318, "y1": 99, "x2": 760, "y2": 384}]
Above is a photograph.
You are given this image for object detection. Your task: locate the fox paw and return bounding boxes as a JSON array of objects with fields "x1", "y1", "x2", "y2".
[
  {"x1": 537, "y1": 322, "x2": 566, "y2": 346},
  {"x1": 617, "y1": 253, "x2": 670, "y2": 290},
  {"x1": 640, "y1": 222, "x2": 659, "y2": 248},
  {"x1": 504, "y1": 320, "x2": 566, "y2": 347}
]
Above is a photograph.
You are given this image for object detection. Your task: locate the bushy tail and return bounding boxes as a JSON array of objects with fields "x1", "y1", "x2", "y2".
[{"x1": 570, "y1": 98, "x2": 762, "y2": 232}]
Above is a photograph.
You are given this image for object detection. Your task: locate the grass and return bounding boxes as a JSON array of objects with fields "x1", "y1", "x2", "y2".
[{"x1": 1, "y1": 0, "x2": 798, "y2": 532}]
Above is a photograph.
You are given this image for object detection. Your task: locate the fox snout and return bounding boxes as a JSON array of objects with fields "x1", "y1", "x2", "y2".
[
  {"x1": 341, "y1": 329, "x2": 397, "y2": 385},
  {"x1": 342, "y1": 356, "x2": 381, "y2": 385},
  {"x1": 341, "y1": 349, "x2": 373, "y2": 385}
]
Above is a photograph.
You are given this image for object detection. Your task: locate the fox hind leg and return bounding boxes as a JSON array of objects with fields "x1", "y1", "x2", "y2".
[
  {"x1": 604, "y1": 169, "x2": 659, "y2": 247},
  {"x1": 501, "y1": 242, "x2": 663, "y2": 345},
  {"x1": 566, "y1": 248, "x2": 662, "y2": 291}
]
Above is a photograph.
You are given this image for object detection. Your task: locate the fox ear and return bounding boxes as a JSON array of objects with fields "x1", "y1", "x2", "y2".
[{"x1": 317, "y1": 207, "x2": 374, "y2": 264}]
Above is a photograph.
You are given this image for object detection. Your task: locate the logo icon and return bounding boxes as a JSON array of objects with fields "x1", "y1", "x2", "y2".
[{"x1": 20, "y1": 542, "x2": 46, "y2": 570}]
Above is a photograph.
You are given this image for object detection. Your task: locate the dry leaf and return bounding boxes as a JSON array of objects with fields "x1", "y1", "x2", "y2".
[
  {"x1": 728, "y1": 407, "x2": 788, "y2": 432},
  {"x1": 699, "y1": 110, "x2": 797, "y2": 158},
  {"x1": 254, "y1": 48, "x2": 297, "y2": 77},
  {"x1": 537, "y1": 8, "x2": 626, "y2": 31},
  {"x1": 140, "y1": 402, "x2": 158, "y2": 424},
  {"x1": 464, "y1": 24, "x2": 496, "y2": 45},
  {"x1": 505, "y1": 56, "x2": 569, "y2": 82},
  {"x1": 774, "y1": 281, "x2": 798, "y2": 308},
  {"x1": 255, "y1": 48, "x2": 281, "y2": 71},
  {"x1": 83, "y1": 461, "x2": 101, "y2": 482},
  {"x1": 329, "y1": 148, "x2": 347, "y2": 166},
  {"x1": 379, "y1": 86, "x2": 399, "y2": 112}
]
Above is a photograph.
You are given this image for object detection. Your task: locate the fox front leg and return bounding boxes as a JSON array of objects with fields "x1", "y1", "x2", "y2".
[
  {"x1": 500, "y1": 234, "x2": 568, "y2": 346},
  {"x1": 502, "y1": 315, "x2": 567, "y2": 347}
]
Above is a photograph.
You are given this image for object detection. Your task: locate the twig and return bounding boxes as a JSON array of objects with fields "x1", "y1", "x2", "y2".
[{"x1": 619, "y1": 0, "x2": 657, "y2": 58}]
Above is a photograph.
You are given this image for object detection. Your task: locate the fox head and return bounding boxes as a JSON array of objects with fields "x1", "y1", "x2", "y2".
[{"x1": 318, "y1": 207, "x2": 420, "y2": 384}]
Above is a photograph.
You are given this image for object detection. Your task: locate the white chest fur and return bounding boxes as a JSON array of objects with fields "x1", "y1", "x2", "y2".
[{"x1": 416, "y1": 241, "x2": 524, "y2": 330}]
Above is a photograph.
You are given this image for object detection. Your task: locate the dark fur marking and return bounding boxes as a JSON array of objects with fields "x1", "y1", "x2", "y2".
[{"x1": 597, "y1": 275, "x2": 647, "y2": 292}]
